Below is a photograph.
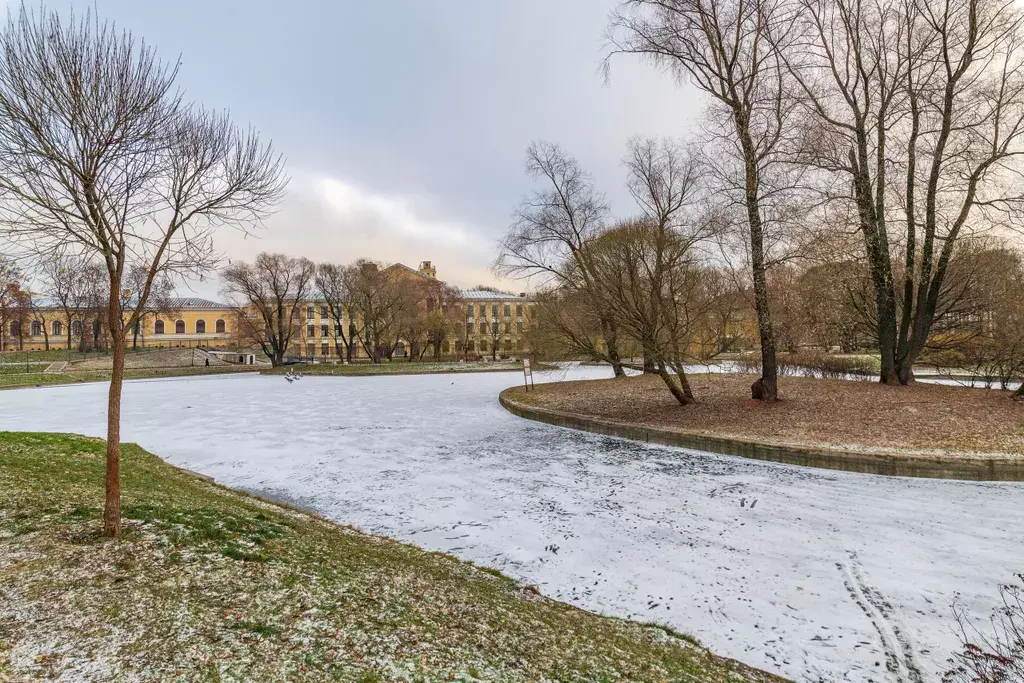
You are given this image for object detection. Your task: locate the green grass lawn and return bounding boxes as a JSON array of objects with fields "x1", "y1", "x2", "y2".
[
  {"x1": 263, "y1": 360, "x2": 553, "y2": 377},
  {"x1": 0, "y1": 432, "x2": 783, "y2": 682},
  {"x1": 0, "y1": 365, "x2": 256, "y2": 390},
  {"x1": 0, "y1": 347, "x2": 169, "y2": 363}
]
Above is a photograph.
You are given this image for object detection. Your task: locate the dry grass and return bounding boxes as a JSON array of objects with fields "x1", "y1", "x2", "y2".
[
  {"x1": 71, "y1": 348, "x2": 233, "y2": 371},
  {"x1": 515, "y1": 373, "x2": 1024, "y2": 459},
  {"x1": 0, "y1": 432, "x2": 784, "y2": 682}
]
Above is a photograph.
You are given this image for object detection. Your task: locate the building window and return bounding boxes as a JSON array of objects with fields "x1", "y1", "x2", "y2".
[
  {"x1": 154, "y1": 319, "x2": 165, "y2": 334},
  {"x1": 52, "y1": 320, "x2": 62, "y2": 337},
  {"x1": 215, "y1": 319, "x2": 226, "y2": 334},
  {"x1": 466, "y1": 304, "x2": 474, "y2": 318},
  {"x1": 517, "y1": 321, "x2": 524, "y2": 333},
  {"x1": 466, "y1": 322, "x2": 474, "y2": 334},
  {"x1": 480, "y1": 340, "x2": 488, "y2": 352},
  {"x1": 9, "y1": 321, "x2": 18, "y2": 336},
  {"x1": 30, "y1": 321, "x2": 42, "y2": 336},
  {"x1": 504, "y1": 303, "x2": 511, "y2": 317},
  {"x1": 334, "y1": 325, "x2": 342, "y2": 337},
  {"x1": 492, "y1": 304, "x2": 499, "y2": 318},
  {"x1": 321, "y1": 342, "x2": 329, "y2": 356},
  {"x1": 175, "y1": 320, "x2": 185, "y2": 334},
  {"x1": 321, "y1": 324, "x2": 328, "y2": 337},
  {"x1": 71, "y1": 320, "x2": 82, "y2": 336},
  {"x1": 319, "y1": 305, "x2": 327, "y2": 317},
  {"x1": 480, "y1": 321, "x2": 487, "y2": 334},
  {"x1": 195, "y1": 319, "x2": 206, "y2": 334},
  {"x1": 306, "y1": 305, "x2": 314, "y2": 319},
  {"x1": 306, "y1": 324, "x2": 315, "y2": 337},
  {"x1": 516, "y1": 303, "x2": 523, "y2": 316}
]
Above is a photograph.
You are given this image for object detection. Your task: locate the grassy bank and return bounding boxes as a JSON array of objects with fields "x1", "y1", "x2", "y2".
[
  {"x1": 262, "y1": 360, "x2": 551, "y2": 377},
  {"x1": 0, "y1": 432, "x2": 781, "y2": 682},
  {"x1": 0, "y1": 365, "x2": 256, "y2": 390}
]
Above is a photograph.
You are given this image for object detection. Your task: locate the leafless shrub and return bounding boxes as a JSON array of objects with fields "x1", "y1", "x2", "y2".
[{"x1": 944, "y1": 575, "x2": 1024, "y2": 683}]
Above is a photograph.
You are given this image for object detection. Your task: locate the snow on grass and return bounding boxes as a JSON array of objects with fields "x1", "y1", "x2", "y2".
[
  {"x1": 0, "y1": 367, "x2": 1021, "y2": 681},
  {"x1": 0, "y1": 432, "x2": 776, "y2": 682}
]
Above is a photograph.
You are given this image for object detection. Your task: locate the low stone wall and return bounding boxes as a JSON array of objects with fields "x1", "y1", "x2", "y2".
[{"x1": 499, "y1": 390, "x2": 1024, "y2": 482}]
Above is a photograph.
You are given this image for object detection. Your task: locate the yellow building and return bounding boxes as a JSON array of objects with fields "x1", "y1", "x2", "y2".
[
  {"x1": 8, "y1": 261, "x2": 534, "y2": 360},
  {"x1": 5, "y1": 297, "x2": 236, "y2": 352},
  {"x1": 294, "y1": 261, "x2": 533, "y2": 361}
]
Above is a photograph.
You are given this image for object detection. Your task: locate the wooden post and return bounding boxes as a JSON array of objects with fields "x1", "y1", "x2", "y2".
[{"x1": 523, "y1": 357, "x2": 534, "y2": 391}]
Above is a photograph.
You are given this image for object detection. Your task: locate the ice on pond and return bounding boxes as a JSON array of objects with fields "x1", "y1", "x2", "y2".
[{"x1": 1, "y1": 366, "x2": 1021, "y2": 682}]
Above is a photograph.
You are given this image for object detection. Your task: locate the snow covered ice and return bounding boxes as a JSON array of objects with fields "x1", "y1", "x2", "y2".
[{"x1": 2, "y1": 366, "x2": 1021, "y2": 682}]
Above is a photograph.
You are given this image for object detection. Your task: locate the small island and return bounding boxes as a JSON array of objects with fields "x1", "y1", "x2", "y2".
[{"x1": 501, "y1": 372, "x2": 1024, "y2": 481}]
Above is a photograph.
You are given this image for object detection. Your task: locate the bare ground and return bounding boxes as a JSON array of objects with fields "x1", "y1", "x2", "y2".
[{"x1": 513, "y1": 373, "x2": 1024, "y2": 459}]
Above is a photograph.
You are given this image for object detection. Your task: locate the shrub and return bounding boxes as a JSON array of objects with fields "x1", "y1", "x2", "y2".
[
  {"x1": 944, "y1": 575, "x2": 1024, "y2": 683},
  {"x1": 732, "y1": 351, "x2": 878, "y2": 380}
]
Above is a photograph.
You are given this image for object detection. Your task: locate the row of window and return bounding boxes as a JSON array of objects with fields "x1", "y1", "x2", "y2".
[
  {"x1": 10, "y1": 320, "x2": 82, "y2": 337},
  {"x1": 305, "y1": 304, "x2": 527, "y2": 320},
  {"x1": 301, "y1": 338, "x2": 525, "y2": 356},
  {"x1": 305, "y1": 324, "x2": 343, "y2": 338},
  {"x1": 10, "y1": 319, "x2": 229, "y2": 337},
  {"x1": 466, "y1": 303, "x2": 522, "y2": 318},
  {"x1": 466, "y1": 321, "x2": 525, "y2": 334},
  {"x1": 153, "y1": 319, "x2": 227, "y2": 335}
]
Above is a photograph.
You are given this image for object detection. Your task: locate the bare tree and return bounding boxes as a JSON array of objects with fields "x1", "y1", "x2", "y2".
[
  {"x1": 607, "y1": 0, "x2": 800, "y2": 400},
  {"x1": 42, "y1": 251, "x2": 92, "y2": 361},
  {"x1": 526, "y1": 138, "x2": 727, "y2": 403},
  {"x1": 496, "y1": 141, "x2": 628, "y2": 377},
  {"x1": 0, "y1": 254, "x2": 22, "y2": 359},
  {"x1": 788, "y1": 0, "x2": 1024, "y2": 384},
  {"x1": 422, "y1": 282, "x2": 461, "y2": 360},
  {"x1": 315, "y1": 262, "x2": 354, "y2": 362},
  {"x1": 27, "y1": 291, "x2": 49, "y2": 351},
  {"x1": 345, "y1": 261, "x2": 422, "y2": 363},
  {"x1": 222, "y1": 253, "x2": 313, "y2": 367},
  {"x1": 598, "y1": 139, "x2": 723, "y2": 403},
  {"x1": 0, "y1": 7, "x2": 287, "y2": 536},
  {"x1": 80, "y1": 262, "x2": 109, "y2": 353},
  {"x1": 122, "y1": 264, "x2": 175, "y2": 349}
]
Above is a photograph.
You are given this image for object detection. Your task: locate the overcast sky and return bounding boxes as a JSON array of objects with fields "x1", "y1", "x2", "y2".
[{"x1": 61, "y1": 0, "x2": 704, "y2": 298}]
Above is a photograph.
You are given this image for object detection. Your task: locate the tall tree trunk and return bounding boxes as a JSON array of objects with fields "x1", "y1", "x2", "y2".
[
  {"x1": 103, "y1": 291, "x2": 124, "y2": 538},
  {"x1": 602, "y1": 319, "x2": 626, "y2": 377},
  {"x1": 737, "y1": 116, "x2": 778, "y2": 401},
  {"x1": 643, "y1": 352, "x2": 657, "y2": 374}
]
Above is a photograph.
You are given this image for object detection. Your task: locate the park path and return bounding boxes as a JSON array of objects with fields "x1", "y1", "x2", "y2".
[{"x1": 1, "y1": 367, "x2": 1020, "y2": 682}]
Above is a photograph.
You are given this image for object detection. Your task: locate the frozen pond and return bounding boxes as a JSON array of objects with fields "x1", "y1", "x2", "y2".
[{"x1": 1, "y1": 367, "x2": 1021, "y2": 682}]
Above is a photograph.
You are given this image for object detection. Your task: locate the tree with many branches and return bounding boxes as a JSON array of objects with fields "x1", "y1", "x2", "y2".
[
  {"x1": 0, "y1": 6, "x2": 287, "y2": 536},
  {"x1": 495, "y1": 141, "x2": 629, "y2": 378},
  {"x1": 787, "y1": 0, "x2": 1024, "y2": 384},
  {"x1": 222, "y1": 253, "x2": 313, "y2": 367},
  {"x1": 606, "y1": 0, "x2": 800, "y2": 400}
]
